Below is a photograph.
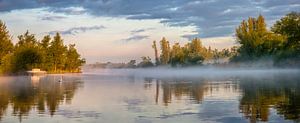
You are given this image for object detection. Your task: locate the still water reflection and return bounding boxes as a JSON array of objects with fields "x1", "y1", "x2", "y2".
[{"x1": 0, "y1": 71, "x2": 299, "y2": 123}]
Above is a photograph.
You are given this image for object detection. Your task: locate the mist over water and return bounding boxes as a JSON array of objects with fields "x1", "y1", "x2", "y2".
[{"x1": 83, "y1": 67, "x2": 300, "y2": 79}]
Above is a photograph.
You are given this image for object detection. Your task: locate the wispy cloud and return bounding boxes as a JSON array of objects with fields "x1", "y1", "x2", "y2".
[
  {"x1": 47, "y1": 7, "x2": 87, "y2": 15},
  {"x1": 181, "y1": 34, "x2": 199, "y2": 40},
  {"x1": 130, "y1": 28, "x2": 155, "y2": 35},
  {"x1": 47, "y1": 25, "x2": 105, "y2": 35},
  {"x1": 122, "y1": 35, "x2": 149, "y2": 42},
  {"x1": 40, "y1": 14, "x2": 66, "y2": 21}
]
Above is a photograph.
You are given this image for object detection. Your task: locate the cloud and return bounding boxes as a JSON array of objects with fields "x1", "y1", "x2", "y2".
[
  {"x1": 130, "y1": 28, "x2": 155, "y2": 34},
  {"x1": 47, "y1": 25, "x2": 105, "y2": 35},
  {"x1": 181, "y1": 34, "x2": 199, "y2": 40},
  {"x1": 122, "y1": 35, "x2": 149, "y2": 42},
  {"x1": 47, "y1": 7, "x2": 87, "y2": 15},
  {"x1": 1, "y1": 0, "x2": 299, "y2": 38},
  {"x1": 40, "y1": 14, "x2": 66, "y2": 21}
]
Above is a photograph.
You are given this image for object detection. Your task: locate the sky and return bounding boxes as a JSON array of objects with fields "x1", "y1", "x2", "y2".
[{"x1": 0, "y1": 0, "x2": 299, "y2": 63}]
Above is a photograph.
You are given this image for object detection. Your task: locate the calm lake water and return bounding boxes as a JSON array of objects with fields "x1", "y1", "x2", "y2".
[{"x1": 0, "y1": 69, "x2": 299, "y2": 123}]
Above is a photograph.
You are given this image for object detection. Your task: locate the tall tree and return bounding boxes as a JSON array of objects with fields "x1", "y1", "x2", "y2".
[
  {"x1": 271, "y1": 12, "x2": 300, "y2": 57},
  {"x1": 0, "y1": 20, "x2": 13, "y2": 65},
  {"x1": 160, "y1": 37, "x2": 170, "y2": 65},
  {"x1": 152, "y1": 40, "x2": 160, "y2": 65},
  {"x1": 40, "y1": 35, "x2": 51, "y2": 49},
  {"x1": 186, "y1": 38, "x2": 205, "y2": 65},
  {"x1": 16, "y1": 30, "x2": 37, "y2": 48},
  {"x1": 65, "y1": 44, "x2": 84, "y2": 72},
  {"x1": 48, "y1": 33, "x2": 67, "y2": 72},
  {"x1": 234, "y1": 14, "x2": 285, "y2": 61},
  {"x1": 39, "y1": 35, "x2": 52, "y2": 70},
  {"x1": 170, "y1": 43, "x2": 184, "y2": 66},
  {"x1": 13, "y1": 31, "x2": 43, "y2": 72}
]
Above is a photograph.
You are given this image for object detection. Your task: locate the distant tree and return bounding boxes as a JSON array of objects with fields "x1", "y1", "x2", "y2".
[
  {"x1": 0, "y1": 20, "x2": 14, "y2": 65},
  {"x1": 126, "y1": 60, "x2": 136, "y2": 68},
  {"x1": 160, "y1": 37, "x2": 171, "y2": 65},
  {"x1": 152, "y1": 40, "x2": 160, "y2": 65},
  {"x1": 138, "y1": 56, "x2": 154, "y2": 68},
  {"x1": 212, "y1": 49, "x2": 220, "y2": 64}
]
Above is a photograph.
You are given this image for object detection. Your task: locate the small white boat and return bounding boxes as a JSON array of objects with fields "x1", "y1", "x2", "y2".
[{"x1": 27, "y1": 68, "x2": 47, "y2": 75}]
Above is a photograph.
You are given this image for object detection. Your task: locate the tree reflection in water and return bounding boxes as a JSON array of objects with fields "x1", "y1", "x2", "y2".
[
  {"x1": 144, "y1": 77, "x2": 239, "y2": 105},
  {"x1": 0, "y1": 75, "x2": 83, "y2": 121},
  {"x1": 239, "y1": 74, "x2": 300, "y2": 123},
  {"x1": 144, "y1": 74, "x2": 300, "y2": 123}
]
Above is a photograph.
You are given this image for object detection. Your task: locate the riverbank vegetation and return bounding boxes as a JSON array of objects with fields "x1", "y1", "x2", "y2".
[
  {"x1": 152, "y1": 12, "x2": 299, "y2": 67},
  {"x1": 88, "y1": 12, "x2": 299, "y2": 69},
  {"x1": 0, "y1": 21, "x2": 85, "y2": 74}
]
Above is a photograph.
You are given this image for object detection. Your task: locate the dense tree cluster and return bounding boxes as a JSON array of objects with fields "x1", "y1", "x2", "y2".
[
  {"x1": 0, "y1": 21, "x2": 85, "y2": 74},
  {"x1": 231, "y1": 12, "x2": 300, "y2": 65},
  {"x1": 150, "y1": 37, "x2": 235, "y2": 67}
]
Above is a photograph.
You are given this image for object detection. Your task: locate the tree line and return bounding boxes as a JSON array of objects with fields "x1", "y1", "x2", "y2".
[
  {"x1": 142, "y1": 12, "x2": 299, "y2": 67},
  {"x1": 0, "y1": 21, "x2": 85, "y2": 74},
  {"x1": 149, "y1": 37, "x2": 236, "y2": 67}
]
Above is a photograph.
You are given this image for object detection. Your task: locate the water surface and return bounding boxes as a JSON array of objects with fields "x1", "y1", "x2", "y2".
[{"x1": 0, "y1": 69, "x2": 299, "y2": 123}]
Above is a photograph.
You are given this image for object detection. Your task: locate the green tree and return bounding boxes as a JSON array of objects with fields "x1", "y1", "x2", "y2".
[
  {"x1": 271, "y1": 12, "x2": 300, "y2": 58},
  {"x1": 48, "y1": 33, "x2": 67, "y2": 72},
  {"x1": 65, "y1": 44, "x2": 84, "y2": 72},
  {"x1": 12, "y1": 31, "x2": 43, "y2": 72},
  {"x1": 0, "y1": 53, "x2": 14, "y2": 73},
  {"x1": 13, "y1": 47, "x2": 43, "y2": 72},
  {"x1": 235, "y1": 15, "x2": 268, "y2": 59},
  {"x1": 185, "y1": 38, "x2": 205, "y2": 65},
  {"x1": 16, "y1": 31, "x2": 38, "y2": 48},
  {"x1": 40, "y1": 35, "x2": 51, "y2": 49},
  {"x1": 39, "y1": 35, "x2": 52, "y2": 71},
  {"x1": 233, "y1": 14, "x2": 286, "y2": 62},
  {"x1": 0, "y1": 21, "x2": 85, "y2": 74},
  {"x1": 0, "y1": 20, "x2": 14, "y2": 65},
  {"x1": 160, "y1": 37, "x2": 171, "y2": 65},
  {"x1": 170, "y1": 43, "x2": 184, "y2": 66}
]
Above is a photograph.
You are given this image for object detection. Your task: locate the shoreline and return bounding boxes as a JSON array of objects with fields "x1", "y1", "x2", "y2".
[{"x1": 0, "y1": 71, "x2": 83, "y2": 76}]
